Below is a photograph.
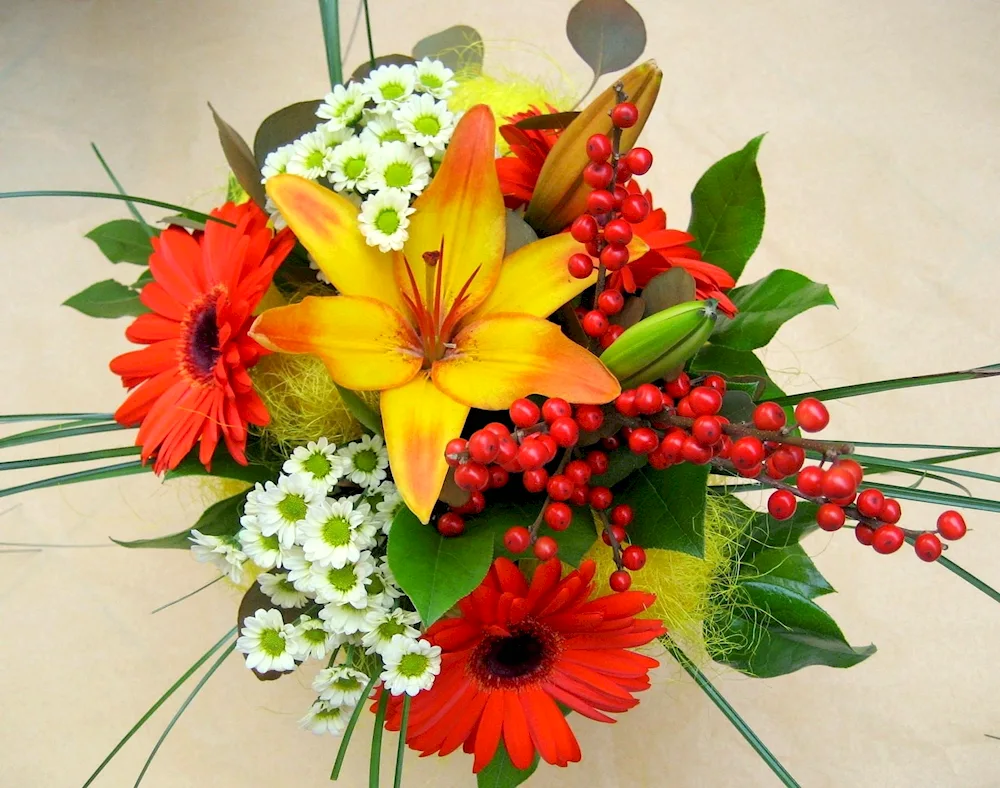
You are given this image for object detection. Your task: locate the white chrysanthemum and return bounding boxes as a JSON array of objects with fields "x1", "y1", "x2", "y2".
[
  {"x1": 371, "y1": 481, "x2": 403, "y2": 535},
  {"x1": 357, "y1": 189, "x2": 413, "y2": 252},
  {"x1": 361, "y1": 608, "x2": 421, "y2": 656},
  {"x1": 289, "y1": 615, "x2": 343, "y2": 661},
  {"x1": 237, "y1": 515, "x2": 288, "y2": 570},
  {"x1": 362, "y1": 63, "x2": 417, "y2": 109},
  {"x1": 236, "y1": 608, "x2": 297, "y2": 673},
  {"x1": 282, "y1": 545, "x2": 316, "y2": 594},
  {"x1": 300, "y1": 700, "x2": 349, "y2": 735},
  {"x1": 282, "y1": 438, "x2": 344, "y2": 492},
  {"x1": 414, "y1": 57, "x2": 458, "y2": 99},
  {"x1": 286, "y1": 127, "x2": 350, "y2": 180},
  {"x1": 310, "y1": 551, "x2": 376, "y2": 607},
  {"x1": 327, "y1": 134, "x2": 379, "y2": 193},
  {"x1": 247, "y1": 475, "x2": 323, "y2": 549},
  {"x1": 299, "y1": 497, "x2": 378, "y2": 569},
  {"x1": 366, "y1": 141, "x2": 432, "y2": 195},
  {"x1": 312, "y1": 666, "x2": 370, "y2": 707},
  {"x1": 261, "y1": 142, "x2": 295, "y2": 182},
  {"x1": 368, "y1": 559, "x2": 404, "y2": 609},
  {"x1": 393, "y1": 93, "x2": 456, "y2": 157},
  {"x1": 258, "y1": 572, "x2": 309, "y2": 608},
  {"x1": 189, "y1": 530, "x2": 246, "y2": 583},
  {"x1": 307, "y1": 253, "x2": 331, "y2": 285},
  {"x1": 317, "y1": 82, "x2": 367, "y2": 131},
  {"x1": 263, "y1": 196, "x2": 287, "y2": 231},
  {"x1": 380, "y1": 635, "x2": 442, "y2": 696},
  {"x1": 336, "y1": 434, "x2": 390, "y2": 488},
  {"x1": 359, "y1": 111, "x2": 409, "y2": 145},
  {"x1": 320, "y1": 599, "x2": 384, "y2": 636}
]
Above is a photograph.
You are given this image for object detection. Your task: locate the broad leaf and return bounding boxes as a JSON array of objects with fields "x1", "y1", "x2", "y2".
[
  {"x1": 591, "y1": 447, "x2": 647, "y2": 488},
  {"x1": 166, "y1": 449, "x2": 276, "y2": 484},
  {"x1": 85, "y1": 219, "x2": 155, "y2": 264},
  {"x1": 63, "y1": 279, "x2": 147, "y2": 319},
  {"x1": 334, "y1": 384, "x2": 382, "y2": 435},
  {"x1": 479, "y1": 500, "x2": 597, "y2": 567},
  {"x1": 713, "y1": 269, "x2": 836, "y2": 351},
  {"x1": 614, "y1": 464, "x2": 708, "y2": 557},
  {"x1": 253, "y1": 100, "x2": 324, "y2": 169},
  {"x1": 748, "y1": 543, "x2": 834, "y2": 599},
  {"x1": 719, "y1": 390, "x2": 755, "y2": 423},
  {"x1": 133, "y1": 268, "x2": 154, "y2": 288},
  {"x1": 350, "y1": 55, "x2": 416, "y2": 84},
  {"x1": 412, "y1": 25, "x2": 484, "y2": 74},
  {"x1": 642, "y1": 268, "x2": 696, "y2": 316},
  {"x1": 388, "y1": 508, "x2": 495, "y2": 626},
  {"x1": 689, "y1": 343, "x2": 785, "y2": 399},
  {"x1": 112, "y1": 492, "x2": 244, "y2": 549},
  {"x1": 731, "y1": 495, "x2": 819, "y2": 558},
  {"x1": 566, "y1": 0, "x2": 646, "y2": 80},
  {"x1": 688, "y1": 135, "x2": 766, "y2": 282},
  {"x1": 209, "y1": 103, "x2": 267, "y2": 207},
  {"x1": 477, "y1": 744, "x2": 539, "y2": 788}
]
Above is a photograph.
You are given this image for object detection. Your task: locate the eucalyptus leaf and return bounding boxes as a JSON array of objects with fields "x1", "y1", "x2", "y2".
[
  {"x1": 350, "y1": 55, "x2": 416, "y2": 84},
  {"x1": 614, "y1": 464, "x2": 708, "y2": 556},
  {"x1": 63, "y1": 279, "x2": 147, "y2": 319},
  {"x1": 612, "y1": 295, "x2": 645, "y2": 328},
  {"x1": 112, "y1": 492, "x2": 245, "y2": 550},
  {"x1": 85, "y1": 219, "x2": 155, "y2": 264},
  {"x1": 412, "y1": 25, "x2": 484, "y2": 73},
  {"x1": 209, "y1": 103, "x2": 267, "y2": 207},
  {"x1": 514, "y1": 111, "x2": 580, "y2": 131},
  {"x1": 237, "y1": 581, "x2": 299, "y2": 680},
  {"x1": 253, "y1": 100, "x2": 324, "y2": 168},
  {"x1": 566, "y1": 0, "x2": 647, "y2": 80},
  {"x1": 642, "y1": 268, "x2": 696, "y2": 316}
]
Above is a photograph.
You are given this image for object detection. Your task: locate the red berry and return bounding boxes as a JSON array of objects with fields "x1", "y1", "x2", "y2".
[
  {"x1": 936, "y1": 510, "x2": 967, "y2": 541},
  {"x1": 567, "y1": 252, "x2": 594, "y2": 279},
  {"x1": 634, "y1": 383, "x2": 665, "y2": 415},
  {"x1": 771, "y1": 446, "x2": 804, "y2": 476},
  {"x1": 838, "y1": 459, "x2": 864, "y2": 486},
  {"x1": 856, "y1": 488, "x2": 885, "y2": 519},
  {"x1": 623, "y1": 146, "x2": 652, "y2": 175},
  {"x1": 483, "y1": 422, "x2": 511, "y2": 440},
  {"x1": 546, "y1": 474, "x2": 574, "y2": 501},
  {"x1": 879, "y1": 498, "x2": 902, "y2": 524},
  {"x1": 793, "y1": 397, "x2": 830, "y2": 432},
  {"x1": 872, "y1": 524, "x2": 905, "y2": 555},
  {"x1": 601, "y1": 435, "x2": 620, "y2": 451},
  {"x1": 453, "y1": 490, "x2": 485, "y2": 516},
  {"x1": 688, "y1": 386, "x2": 723, "y2": 416},
  {"x1": 522, "y1": 467, "x2": 549, "y2": 493},
  {"x1": 665, "y1": 372, "x2": 691, "y2": 399},
  {"x1": 764, "y1": 456, "x2": 787, "y2": 480},
  {"x1": 615, "y1": 389, "x2": 639, "y2": 418},
  {"x1": 611, "y1": 185, "x2": 629, "y2": 209},
  {"x1": 509, "y1": 398, "x2": 540, "y2": 428},
  {"x1": 620, "y1": 194, "x2": 650, "y2": 223},
  {"x1": 796, "y1": 465, "x2": 825, "y2": 497},
  {"x1": 600, "y1": 324, "x2": 625, "y2": 348},
  {"x1": 628, "y1": 427, "x2": 660, "y2": 455},
  {"x1": 681, "y1": 436, "x2": 714, "y2": 464},
  {"x1": 583, "y1": 161, "x2": 613, "y2": 189},
  {"x1": 444, "y1": 437, "x2": 468, "y2": 466},
  {"x1": 586, "y1": 133, "x2": 612, "y2": 162},
  {"x1": 517, "y1": 441, "x2": 549, "y2": 470},
  {"x1": 914, "y1": 532, "x2": 942, "y2": 562},
  {"x1": 610, "y1": 504, "x2": 634, "y2": 527},
  {"x1": 600, "y1": 242, "x2": 630, "y2": 270},
  {"x1": 436, "y1": 512, "x2": 465, "y2": 537},
  {"x1": 604, "y1": 218, "x2": 633, "y2": 245},
  {"x1": 615, "y1": 160, "x2": 633, "y2": 184},
  {"x1": 586, "y1": 189, "x2": 615, "y2": 215},
  {"x1": 467, "y1": 429, "x2": 499, "y2": 464},
  {"x1": 692, "y1": 415, "x2": 723, "y2": 447},
  {"x1": 622, "y1": 545, "x2": 646, "y2": 571},
  {"x1": 499, "y1": 454, "x2": 523, "y2": 474},
  {"x1": 495, "y1": 435, "x2": 518, "y2": 466},
  {"x1": 602, "y1": 524, "x2": 627, "y2": 546},
  {"x1": 660, "y1": 430, "x2": 687, "y2": 463},
  {"x1": 768, "y1": 489, "x2": 797, "y2": 520},
  {"x1": 586, "y1": 450, "x2": 609, "y2": 476},
  {"x1": 816, "y1": 502, "x2": 846, "y2": 531},
  {"x1": 570, "y1": 214, "x2": 599, "y2": 242},
  {"x1": 703, "y1": 374, "x2": 727, "y2": 394},
  {"x1": 738, "y1": 462, "x2": 763, "y2": 478},
  {"x1": 731, "y1": 436, "x2": 765, "y2": 471},
  {"x1": 597, "y1": 288, "x2": 625, "y2": 316},
  {"x1": 536, "y1": 434, "x2": 559, "y2": 462},
  {"x1": 648, "y1": 449, "x2": 670, "y2": 470},
  {"x1": 488, "y1": 465, "x2": 509, "y2": 489},
  {"x1": 503, "y1": 526, "x2": 531, "y2": 554},
  {"x1": 544, "y1": 502, "x2": 573, "y2": 531},
  {"x1": 574, "y1": 403, "x2": 604, "y2": 432},
  {"x1": 584, "y1": 241, "x2": 601, "y2": 258},
  {"x1": 582, "y1": 309, "x2": 609, "y2": 337},
  {"x1": 611, "y1": 102, "x2": 639, "y2": 128},
  {"x1": 533, "y1": 535, "x2": 559, "y2": 560},
  {"x1": 589, "y1": 486, "x2": 613, "y2": 510},
  {"x1": 855, "y1": 524, "x2": 875, "y2": 545},
  {"x1": 548, "y1": 416, "x2": 580, "y2": 448},
  {"x1": 609, "y1": 570, "x2": 632, "y2": 592},
  {"x1": 454, "y1": 461, "x2": 490, "y2": 491},
  {"x1": 570, "y1": 485, "x2": 589, "y2": 507},
  {"x1": 565, "y1": 460, "x2": 592, "y2": 487},
  {"x1": 715, "y1": 435, "x2": 733, "y2": 460},
  {"x1": 821, "y1": 467, "x2": 857, "y2": 500},
  {"x1": 753, "y1": 402, "x2": 786, "y2": 431},
  {"x1": 541, "y1": 397, "x2": 572, "y2": 423}
]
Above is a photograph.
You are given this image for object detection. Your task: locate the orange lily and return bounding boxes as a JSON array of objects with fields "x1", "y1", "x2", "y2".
[{"x1": 250, "y1": 106, "x2": 633, "y2": 523}]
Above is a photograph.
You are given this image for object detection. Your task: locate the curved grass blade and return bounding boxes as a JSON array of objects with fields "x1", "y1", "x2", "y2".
[
  {"x1": 768, "y1": 364, "x2": 1000, "y2": 407},
  {"x1": 369, "y1": 690, "x2": 390, "y2": 788},
  {"x1": 0, "y1": 421, "x2": 127, "y2": 450},
  {"x1": 81, "y1": 627, "x2": 236, "y2": 787},
  {"x1": 0, "y1": 190, "x2": 229, "y2": 226},
  {"x1": 0, "y1": 446, "x2": 140, "y2": 472},
  {"x1": 853, "y1": 453, "x2": 1000, "y2": 486},
  {"x1": 838, "y1": 440, "x2": 1000, "y2": 452},
  {"x1": 332, "y1": 673, "x2": 380, "y2": 780},
  {"x1": 91, "y1": 143, "x2": 155, "y2": 237},
  {"x1": 362, "y1": 0, "x2": 376, "y2": 69},
  {"x1": 319, "y1": 0, "x2": 343, "y2": 87},
  {"x1": 663, "y1": 636, "x2": 800, "y2": 787},
  {"x1": 0, "y1": 460, "x2": 146, "y2": 499},
  {"x1": 0, "y1": 540, "x2": 111, "y2": 548},
  {"x1": 0, "y1": 413, "x2": 113, "y2": 423},
  {"x1": 393, "y1": 695, "x2": 411, "y2": 788},
  {"x1": 924, "y1": 552, "x2": 1000, "y2": 605},
  {"x1": 152, "y1": 575, "x2": 225, "y2": 614},
  {"x1": 133, "y1": 640, "x2": 236, "y2": 787},
  {"x1": 860, "y1": 482, "x2": 1000, "y2": 513}
]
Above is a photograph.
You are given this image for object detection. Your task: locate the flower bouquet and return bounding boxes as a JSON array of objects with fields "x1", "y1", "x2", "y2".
[{"x1": 4, "y1": 1, "x2": 999, "y2": 786}]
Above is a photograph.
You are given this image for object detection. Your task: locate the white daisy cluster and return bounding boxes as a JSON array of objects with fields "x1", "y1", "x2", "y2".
[
  {"x1": 260, "y1": 58, "x2": 460, "y2": 263},
  {"x1": 200, "y1": 433, "x2": 440, "y2": 736}
]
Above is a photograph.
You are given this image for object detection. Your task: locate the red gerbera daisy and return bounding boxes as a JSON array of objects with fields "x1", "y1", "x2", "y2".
[
  {"x1": 383, "y1": 558, "x2": 665, "y2": 773},
  {"x1": 110, "y1": 201, "x2": 294, "y2": 473},
  {"x1": 495, "y1": 105, "x2": 561, "y2": 210}
]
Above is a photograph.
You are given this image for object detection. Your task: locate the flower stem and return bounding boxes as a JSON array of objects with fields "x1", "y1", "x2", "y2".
[
  {"x1": 369, "y1": 689, "x2": 390, "y2": 788},
  {"x1": 331, "y1": 673, "x2": 380, "y2": 780},
  {"x1": 393, "y1": 695, "x2": 412, "y2": 788}
]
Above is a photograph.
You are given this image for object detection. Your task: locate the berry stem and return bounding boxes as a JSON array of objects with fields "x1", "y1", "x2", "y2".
[
  {"x1": 592, "y1": 80, "x2": 628, "y2": 306},
  {"x1": 527, "y1": 449, "x2": 573, "y2": 540},
  {"x1": 594, "y1": 506, "x2": 624, "y2": 569}
]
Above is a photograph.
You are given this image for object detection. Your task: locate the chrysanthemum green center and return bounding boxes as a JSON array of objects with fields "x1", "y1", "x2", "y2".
[
  {"x1": 413, "y1": 115, "x2": 441, "y2": 137},
  {"x1": 326, "y1": 565, "x2": 359, "y2": 592},
  {"x1": 305, "y1": 149, "x2": 326, "y2": 169},
  {"x1": 344, "y1": 157, "x2": 367, "y2": 180},
  {"x1": 259, "y1": 628, "x2": 286, "y2": 657},
  {"x1": 398, "y1": 652, "x2": 430, "y2": 678},
  {"x1": 353, "y1": 448, "x2": 379, "y2": 472},
  {"x1": 260, "y1": 533, "x2": 280, "y2": 551},
  {"x1": 380, "y1": 129, "x2": 407, "y2": 143},
  {"x1": 333, "y1": 675, "x2": 363, "y2": 691},
  {"x1": 303, "y1": 627, "x2": 328, "y2": 645},
  {"x1": 303, "y1": 452, "x2": 333, "y2": 478},
  {"x1": 374, "y1": 210, "x2": 401, "y2": 235},
  {"x1": 368, "y1": 574, "x2": 385, "y2": 596},
  {"x1": 380, "y1": 82, "x2": 406, "y2": 100},
  {"x1": 321, "y1": 516, "x2": 352, "y2": 547},
  {"x1": 384, "y1": 161, "x2": 414, "y2": 188},
  {"x1": 377, "y1": 619, "x2": 406, "y2": 639},
  {"x1": 420, "y1": 74, "x2": 443, "y2": 89},
  {"x1": 277, "y1": 493, "x2": 308, "y2": 522}
]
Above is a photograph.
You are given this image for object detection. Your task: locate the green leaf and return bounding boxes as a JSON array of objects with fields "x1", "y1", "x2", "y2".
[
  {"x1": 719, "y1": 390, "x2": 755, "y2": 423},
  {"x1": 388, "y1": 508, "x2": 495, "y2": 626},
  {"x1": 566, "y1": 0, "x2": 647, "y2": 80},
  {"x1": 713, "y1": 270, "x2": 836, "y2": 351},
  {"x1": 369, "y1": 690, "x2": 390, "y2": 788},
  {"x1": 642, "y1": 268, "x2": 696, "y2": 316},
  {"x1": 318, "y1": 0, "x2": 343, "y2": 88},
  {"x1": 690, "y1": 343, "x2": 785, "y2": 399},
  {"x1": 514, "y1": 111, "x2": 580, "y2": 131},
  {"x1": 590, "y1": 445, "x2": 647, "y2": 488},
  {"x1": 331, "y1": 673, "x2": 380, "y2": 780},
  {"x1": 747, "y1": 543, "x2": 834, "y2": 599},
  {"x1": 85, "y1": 218, "x2": 155, "y2": 264},
  {"x1": 209, "y1": 103, "x2": 267, "y2": 208},
  {"x1": 253, "y1": 100, "x2": 324, "y2": 169},
  {"x1": 0, "y1": 420, "x2": 126, "y2": 450},
  {"x1": 478, "y1": 500, "x2": 596, "y2": 567},
  {"x1": 614, "y1": 464, "x2": 708, "y2": 557},
  {"x1": 112, "y1": 492, "x2": 244, "y2": 549},
  {"x1": 166, "y1": 448, "x2": 276, "y2": 484},
  {"x1": 0, "y1": 445, "x2": 140, "y2": 472},
  {"x1": 734, "y1": 496, "x2": 819, "y2": 558},
  {"x1": 687, "y1": 135, "x2": 766, "y2": 282},
  {"x1": 412, "y1": 25, "x2": 485, "y2": 74},
  {"x1": 133, "y1": 268, "x2": 154, "y2": 288},
  {"x1": 477, "y1": 744, "x2": 539, "y2": 788},
  {"x1": 335, "y1": 384, "x2": 382, "y2": 435},
  {"x1": 64, "y1": 279, "x2": 148, "y2": 318}
]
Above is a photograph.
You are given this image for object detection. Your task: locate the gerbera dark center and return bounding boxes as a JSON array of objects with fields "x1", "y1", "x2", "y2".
[
  {"x1": 469, "y1": 621, "x2": 560, "y2": 690},
  {"x1": 180, "y1": 292, "x2": 223, "y2": 384},
  {"x1": 487, "y1": 633, "x2": 545, "y2": 678}
]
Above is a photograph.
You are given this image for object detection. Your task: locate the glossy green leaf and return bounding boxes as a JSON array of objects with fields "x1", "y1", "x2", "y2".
[
  {"x1": 64, "y1": 279, "x2": 148, "y2": 319},
  {"x1": 735, "y1": 496, "x2": 819, "y2": 558},
  {"x1": 687, "y1": 135, "x2": 766, "y2": 282},
  {"x1": 253, "y1": 100, "x2": 324, "y2": 169},
  {"x1": 412, "y1": 24, "x2": 485, "y2": 74},
  {"x1": 690, "y1": 343, "x2": 785, "y2": 399},
  {"x1": 85, "y1": 219, "x2": 155, "y2": 264},
  {"x1": 112, "y1": 492, "x2": 244, "y2": 550},
  {"x1": 713, "y1": 270, "x2": 835, "y2": 351},
  {"x1": 591, "y1": 448, "x2": 647, "y2": 488},
  {"x1": 388, "y1": 508, "x2": 495, "y2": 626},
  {"x1": 209, "y1": 104, "x2": 267, "y2": 207},
  {"x1": 166, "y1": 448, "x2": 276, "y2": 484},
  {"x1": 719, "y1": 390, "x2": 755, "y2": 423},
  {"x1": 335, "y1": 384, "x2": 382, "y2": 435},
  {"x1": 479, "y1": 500, "x2": 597, "y2": 566},
  {"x1": 477, "y1": 744, "x2": 539, "y2": 788},
  {"x1": 747, "y1": 543, "x2": 835, "y2": 599},
  {"x1": 566, "y1": 0, "x2": 646, "y2": 80},
  {"x1": 615, "y1": 464, "x2": 708, "y2": 557}
]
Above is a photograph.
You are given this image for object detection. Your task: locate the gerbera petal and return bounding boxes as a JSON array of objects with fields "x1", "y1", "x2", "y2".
[
  {"x1": 380, "y1": 373, "x2": 471, "y2": 523},
  {"x1": 543, "y1": 683, "x2": 616, "y2": 723},
  {"x1": 524, "y1": 559, "x2": 563, "y2": 613},
  {"x1": 249, "y1": 295, "x2": 422, "y2": 391},
  {"x1": 400, "y1": 105, "x2": 505, "y2": 326},
  {"x1": 124, "y1": 312, "x2": 180, "y2": 345},
  {"x1": 432, "y1": 314, "x2": 620, "y2": 411},
  {"x1": 437, "y1": 689, "x2": 490, "y2": 756},
  {"x1": 139, "y1": 281, "x2": 186, "y2": 321},
  {"x1": 109, "y1": 339, "x2": 181, "y2": 381},
  {"x1": 521, "y1": 687, "x2": 581, "y2": 767},
  {"x1": 113, "y1": 368, "x2": 180, "y2": 426},
  {"x1": 472, "y1": 691, "x2": 506, "y2": 773},
  {"x1": 561, "y1": 648, "x2": 660, "y2": 678},
  {"x1": 149, "y1": 227, "x2": 205, "y2": 303},
  {"x1": 491, "y1": 557, "x2": 530, "y2": 598},
  {"x1": 503, "y1": 692, "x2": 535, "y2": 770},
  {"x1": 579, "y1": 591, "x2": 658, "y2": 619}
]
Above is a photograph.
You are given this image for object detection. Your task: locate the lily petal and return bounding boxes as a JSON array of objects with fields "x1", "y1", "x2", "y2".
[
  {"x1": 400, "y1": 105, "x2": 505, "y2": 326},
  {"x1": 433, "y1": 314, "x2": 621, "y2": 410},
  {"x1": 381, "y1": 373, "x2": 470, "y2": 523},
  {"x1": 265, "y1": 175, "x2": 406, "y2": 314},
  {"x1": 249, "y1": 296, "x2": 422, "y2": 391},
  {"x1": 469, "y1": 234, "x2": 650, "y2": 321}
]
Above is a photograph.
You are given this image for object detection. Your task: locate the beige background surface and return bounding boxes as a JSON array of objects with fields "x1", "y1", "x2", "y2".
[{"x1": 1, "y1": 1, "x2": 999, "y2": 786}]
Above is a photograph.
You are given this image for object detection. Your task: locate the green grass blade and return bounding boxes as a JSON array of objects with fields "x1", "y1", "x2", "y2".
[
  {"x1": 663, "y1": 636, "x2": 800, "y2": 787},
  {"x1": 860, "y1": 482, "x2": 1000, "y2": 513},
  {"x1": 369, "y1": 690, "x2": 390, "y2": 788},
  {"x1": 0, "y1": 460, "x2": 146, "y2": 499},
  {"x1": 81, "y1": 627, "x2": 236, "y2": 788},
  {"x1": 839, "y1": 440, "x2": 1000, "y2": 452},
  {"x1": 362, "y1": 0, "x2": 376, "y2": 68},
  {"x1": 152, "y1": 575, "x2": 225, "y2": 614},
  {"x1": 768, "y1": 364, "x2": 1000, "y2": 407},
  {"x1": 90, "y1": 143, "x2": 155, "y2": 237},
  {"x1": 332, "y1": 673, "x2": 380, "y2": 780},
  {"x1": 0, "y1": 190, "x2": 230, "y2": 226},
  {"x1": 133, "y1": 640, "x2": 236, "y2": 786},
  {"x1": 0, "y1": 413, "x2": 113, "y2": 423},
  {"x1": 936, "y1": 555, "x2": 1000, "y2": 605},
  {"x1": 0, "y1": 421, "x2": 127, "y2": 450},
  {"x1": 853, "y1": 453, "x2": 1000, "y2": 486},
  {"x1": 0, "y1": 446, "x2": 140, "y2": 472},
  {"x1": 393, "y1": 695, "x2": 411, "y2": 788},
  {"x1": 318, "y1": 0, "x2": 343, "y2": 87}
]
